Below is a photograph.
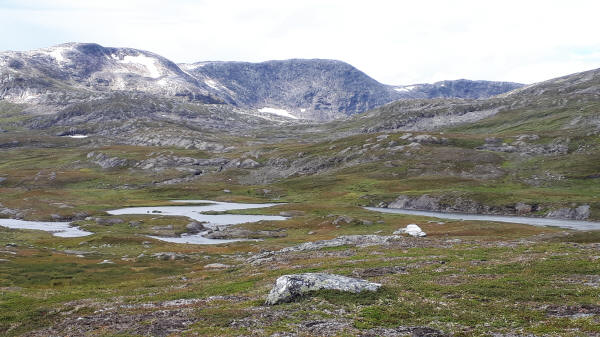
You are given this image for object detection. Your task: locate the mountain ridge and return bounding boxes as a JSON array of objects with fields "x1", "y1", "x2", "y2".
[{"x1": 1, "y1": 42, "x2": 524, "y2": 120}]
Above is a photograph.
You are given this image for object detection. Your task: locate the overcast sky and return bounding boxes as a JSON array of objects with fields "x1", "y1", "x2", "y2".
[{"x1": 1, "y1": 0, "x2": 599, "y2": 85}]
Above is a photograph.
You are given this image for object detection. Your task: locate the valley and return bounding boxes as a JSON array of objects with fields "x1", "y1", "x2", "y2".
[{"x1": 0, "y1": 44, "x2": 599, "y2": 336}]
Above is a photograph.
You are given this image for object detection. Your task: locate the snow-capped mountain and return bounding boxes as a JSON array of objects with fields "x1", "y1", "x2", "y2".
[
  {"x1": 0, "y1": 43, "x2": 524, "y2": 120},
  {"x1": 0, "y1": 43, "x2": 222, "y2": 107}
]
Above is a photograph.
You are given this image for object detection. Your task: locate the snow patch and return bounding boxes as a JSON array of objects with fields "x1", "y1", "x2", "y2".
[
  {"x1": 395, "y1": 85, "x2": 417, "y2": 92},
  {"x1": 38, "y1": 47, "x2": 69, "y2": 64},
  {"x1": 119, "y1": 54, "x2": 162, "y2": 78},
  {"x1": 258, "y1": 107, "x2": 298, "y2": 119},
  {"x1": 63, "y1": 134, "x2": 88, "y2": 139},
  {"x1": 204, "y1": 79, "x2": 221, "y2": 90}
]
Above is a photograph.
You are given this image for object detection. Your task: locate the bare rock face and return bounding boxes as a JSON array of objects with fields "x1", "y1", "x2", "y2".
[
  {"x1": 388, "y1": 195, "x2": 440, "y2": 210},
  {"x1": 87, "y1": 152, "x2": 130, "y2": 169},
  {"x1": 265, "y1": 273, "x2": 381, "y2": 305},
  {"x1": 546, "y1": 205, "x2": 590, "y2": 220}
]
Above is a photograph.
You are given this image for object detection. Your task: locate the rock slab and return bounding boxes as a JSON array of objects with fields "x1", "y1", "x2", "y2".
[{"x1": 265, "y1": 273, "x2": 381, "y2": 305}]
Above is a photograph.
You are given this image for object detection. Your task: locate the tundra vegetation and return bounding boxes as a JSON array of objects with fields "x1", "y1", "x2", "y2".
[{"x1": 1, "y1": 47, "x2": 600, "y2": 336}]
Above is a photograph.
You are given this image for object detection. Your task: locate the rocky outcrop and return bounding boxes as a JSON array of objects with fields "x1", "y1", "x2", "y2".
[
  {"x1": 248, "y1": 235, "x2": 402, "y2": 265},
  {"x1": 136, "y1": 155, "x2": 228, "y2": 171},
  {"x1": 477, "y1": 135, "x2": 569, "y2": 156},
  {"x1": 185, "y1": 221, "x2": 207, "y2": 233},
  {"x1": 203, "y1": 228, "x2": 286, "y2": 239},
  {"x1": 389, "y1": 195, "x2": 441, "y2": 211},
  {"x1": 387, "y1": 194, "x2": 527, "y2": 216},
  {"x1": 87, "y1": 152, "x2": 130, "y2": 169},
  {"x1": 265, "y1": 273, "x2": 381, "y2": 305},
  {"x1": 93, "y1": 217, "x2": 124, "y2": 226},
  {"x1": 0, "y1": 203, "x2": 23, "y2": 218},
  {"x1": 386, "y1": 194, "x2": 593, "y2": 220},
  {"x1": 546, "y1": 205, "x2": 590, "y2": 220}
]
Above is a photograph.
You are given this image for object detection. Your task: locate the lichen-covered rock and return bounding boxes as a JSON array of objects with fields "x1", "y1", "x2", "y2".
[{"x1": 265, "y1": 273, "x2": 381, "y2": 305}]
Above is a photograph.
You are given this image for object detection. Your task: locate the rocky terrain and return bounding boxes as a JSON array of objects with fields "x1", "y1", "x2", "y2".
[{"x1": 0, "y1": 45, "x2": 599, "y2": 336}]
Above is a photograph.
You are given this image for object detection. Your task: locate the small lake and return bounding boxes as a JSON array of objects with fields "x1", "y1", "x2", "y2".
[
  {"x1": 109, "y1": 200, "x2": 287, "y2": 244},
  {"x1": 108, "y1": 200, "x2": 287, "y2": 227},
  {"x1": 364, "y1": 207, "x2": 600, "y2": 231},
  {"x1": 0, "y1": 219, "x2": 93, "y2": 237},
  {"x1": 0, "y1": 200, "x2": 286, "y2": 243}
]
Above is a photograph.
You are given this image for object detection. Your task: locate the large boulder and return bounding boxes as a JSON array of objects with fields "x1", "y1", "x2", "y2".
[
  {"x1": 265, "y1": 273, "x2": 381, "y2": 305},
  {"x1": 394, "y1": 224, "x2": 427, "y2": 237},
  {"x1": 185, "y1": 221, "x2": 207, "y2": 233}
]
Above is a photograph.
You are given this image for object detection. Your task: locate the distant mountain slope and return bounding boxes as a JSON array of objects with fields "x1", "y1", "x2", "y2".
[
  {"x1": 181, "y1": 59, "x2": 402, "y2": 120},
  {"x1": 338, "y1": 67, "x2": 600, "y2": 135},
  {"x1": 393, "y1": 79, "x2": 523, "y2": 99},
  {"x1": 0, "y1": 43, "x2": 524, "y2": 121}
]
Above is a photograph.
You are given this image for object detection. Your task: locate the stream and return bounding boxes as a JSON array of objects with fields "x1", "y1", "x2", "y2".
[{"x1": 364, "y1": 207, "x2": 600, "y2": 231}]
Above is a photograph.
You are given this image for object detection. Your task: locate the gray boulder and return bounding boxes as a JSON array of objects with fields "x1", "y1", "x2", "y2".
[
  {"x1": 332, "y1": 215, "x2": 354, "y2": 225},
  {"x1": 515, "y1": 202, "x2": 533, "y2": 215},
  {"x1": 186, "y1": 221, "x2": 206, "y2": 233},
  {"x1": 240, "y1": 158, "x2": 261, "y2": 169},
  {"x1": 265, "y1": 273, "x2": 381, "y2": 305}
]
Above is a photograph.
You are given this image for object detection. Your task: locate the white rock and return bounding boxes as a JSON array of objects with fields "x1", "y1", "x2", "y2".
[
  {"x1": 393, "y1": 224, "x2": 426, "y2": 237},
  {"x1": 204, "y1": 263, "x2": 231, "y2": 269}
]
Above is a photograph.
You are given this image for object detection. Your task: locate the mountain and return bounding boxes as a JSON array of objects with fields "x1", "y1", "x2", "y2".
[
  {"x1": 0, "y1": 42, "x2": 222, "y2": 108},
  {"x1": 180, "y1": 59, "x2": 402, "y2": 120},
  {"x1": 1, "y1": 43, "x2": 524, "y2": 121},
  {"x1": 392, "y1": 79, "x2": 523, "y2": 99}
]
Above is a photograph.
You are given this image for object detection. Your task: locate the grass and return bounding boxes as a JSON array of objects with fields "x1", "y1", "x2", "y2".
[{"x1": 0, "y1": 118, "x2": 599, "y2": 335}]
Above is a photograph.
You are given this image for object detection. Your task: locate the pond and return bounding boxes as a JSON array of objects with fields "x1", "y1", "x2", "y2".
[
  {"x1": 0, "y1": 218, "x2": 93, "y2": 237},
  {"x1": 0, "y1": 200, "x2": 287, "y2": 244}
]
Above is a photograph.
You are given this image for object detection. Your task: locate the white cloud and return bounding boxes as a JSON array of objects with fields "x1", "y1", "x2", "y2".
[{"x1": 1, "y1": 0, "x2": 599, "y2": 84}]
